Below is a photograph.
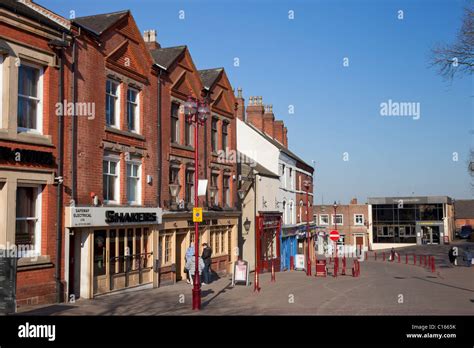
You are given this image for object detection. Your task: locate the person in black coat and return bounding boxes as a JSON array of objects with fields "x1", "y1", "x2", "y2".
[
  {"x1": 448, "y1": 247, "x2": 456, "y2": 266},
  {"x1": 201, "y1": 243, "x2": 213, "y2": 285}
]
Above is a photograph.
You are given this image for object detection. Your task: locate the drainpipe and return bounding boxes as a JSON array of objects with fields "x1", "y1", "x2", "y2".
[
  {"x1": 71, "y1": 29, "x2": 79, "y2": 204},
  {"x1": 157, "y1": 69, "x2": 163, "y2": 206},
  {"x1": 50, "y1": 33, "x2": 67, "y2": 303}
]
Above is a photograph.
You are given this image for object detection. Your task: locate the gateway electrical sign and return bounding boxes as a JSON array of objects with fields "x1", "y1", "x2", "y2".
[{"x1": 69, "y1": 207, "x2": 162, "y2": 227}]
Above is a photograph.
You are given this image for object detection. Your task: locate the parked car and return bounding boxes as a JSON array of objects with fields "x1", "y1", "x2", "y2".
[{"x1": 459, "y1": 225, "x2": 472, "y2": 239}]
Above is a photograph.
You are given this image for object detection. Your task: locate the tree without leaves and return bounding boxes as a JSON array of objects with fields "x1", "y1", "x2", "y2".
[{"x1": 431, "y1": 3, "x2": 474, "y2": 80}]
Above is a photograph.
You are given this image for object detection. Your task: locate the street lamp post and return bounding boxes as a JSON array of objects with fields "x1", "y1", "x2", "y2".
[
  {"x1": 304, "y1": 180, "x2": 311, "y2": 276},
  {"x1": 333, "y1": 201, "x2": 338, "y2": 258},
  {"x1": 184, "y1": 95, "x2": 209, "y2": 310}
]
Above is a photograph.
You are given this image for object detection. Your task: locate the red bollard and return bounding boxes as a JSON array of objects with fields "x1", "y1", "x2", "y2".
[
  {"x1": 383, "y1": 252, "x2": 385, "y2": 262},
  {"x1": 405, "y1": 254, "x2": 408, "y2": 264},
  {"x1": 333, "y1": 257, "x2": 338, "y2": 278},
  {"x1": 290, "y1": 256, "x2": 294, "y2": 271},
  {"x1": 271, "y1": 260, "x2": 276, "y2": 282},
  {"x1": 398, "y1": 253, "x2": 401, "y2": 263},
  {"x1": 342, "y1": 256, "x2": 346, "y2": 275}
]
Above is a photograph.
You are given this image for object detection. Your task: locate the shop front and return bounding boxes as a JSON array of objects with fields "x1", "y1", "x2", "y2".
[
  {"x1": 256, "y1": 212, "x2": 282, "y2": 273},
  {"x1": 65, "y1": 207, "x2": 162, "y2": 299},
  {"x1": 157, "y1": 212, "x2": 239, "y2": 286}
]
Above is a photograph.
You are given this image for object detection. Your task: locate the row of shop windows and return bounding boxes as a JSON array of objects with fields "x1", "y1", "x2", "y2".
[
  {"x1": 93, "y1": 227, "x2": 152, "y2": 277},
  {"x1": 158, "y1": 227, "x2": 232, "y2": 267},
  {"x1": 372, "y1": 224, "x2": 417, "y2": 243},
  {"x1": 372, "y1": 204, "x2": 445, "y2": 223}
]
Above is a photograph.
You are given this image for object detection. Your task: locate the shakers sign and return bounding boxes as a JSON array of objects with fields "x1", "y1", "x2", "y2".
[{"x1": 67, "y1": 207, "x2": 162, "y2": 227}]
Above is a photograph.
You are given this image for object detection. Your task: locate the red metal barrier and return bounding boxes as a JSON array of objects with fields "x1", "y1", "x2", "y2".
[
  {"x1": 315, "y1": 259, "x2": 327, "y2": 277},
  {"x1": 333, "y1": 257, "x2": 339, "y2": 278},
  {"x1": 352, "y1": 259, "x2": 360, "y2": 277}
]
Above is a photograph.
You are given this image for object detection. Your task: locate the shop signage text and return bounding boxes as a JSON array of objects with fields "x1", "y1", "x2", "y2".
[{"x1": 68, "y1": 207, "x2": 162, "y2": 227}]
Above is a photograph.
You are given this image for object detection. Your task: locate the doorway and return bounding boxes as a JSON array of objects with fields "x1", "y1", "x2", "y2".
[
  {"x1": 355, "y1": 236, "x2": 364, "y2": 254},
  {"x1": 421, "y1": 226, "x2": 440, "y2": 244},
  {"x1": 175, "y1": 233, "x2": 187, "y2": 281}
]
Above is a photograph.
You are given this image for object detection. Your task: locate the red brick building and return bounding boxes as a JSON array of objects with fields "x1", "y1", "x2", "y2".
[
  {"x1": 146, "y1": 34, "x2": 239, "y2": 285},
  {"x1": 0, "y1": 0, "x2": 71, "y2": 306},
  {"x1": 61, "y1": 11, "x2": 163, "y2": 299}
]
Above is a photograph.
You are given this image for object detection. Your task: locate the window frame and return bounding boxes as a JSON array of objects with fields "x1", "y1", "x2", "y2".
[
  {"x1": 171, "y1": 102, "x2": 180, "y2": 144},
  {"x1": 106, "y1": 79, "x2": 120, "y2": 128},
  {"x1": 17, "y1": 61, "x2": 43, "y2": 134},
  {"x1": 103, "y1": 154, "x2": 120, "y2": 204},
  {"x1": 15, "y1": 185, "x2": 43, "y2": 257},
  {"x1": 354, "y1": 214, "x2": 364, "y2": 226},
  {"x1": 319, "y1": 214, "x2": 329, "y2": 226},
  {"x1": 222, "y1": 121, "x2": 229, "y2": 150},
  {"x1": 332, "y1": 214, "x2": 343, "y2": 225},
  {"x1": 126, "y1": 87, "x2": 140, "y2": 133},
  {"x1": 126, "y1": 159, "x2": 142, "y2": 205},
  {"x1": 211, "y1": 117, "x2": 218, "y2": 152},
  {"x1": 185, "y1": 169, "x2": 195, "y2": 205},
  {"x1": 223, "y1": 175, "x2": 230, "y2": 207},
  {"x1": 211, "y1": 173, "x2": 219, "y2": 206}
]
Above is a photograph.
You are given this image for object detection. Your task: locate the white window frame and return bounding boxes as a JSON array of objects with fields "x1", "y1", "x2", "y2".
[
  {"x1": 320, "y1": 214, "x2": 329, "y2": 226},
  {"x1": 103, "y1": 154, "x2": 120, "y2": 204},
  {"x1": 106, "y1": 79, "x2": 120, "y2": 128},
  {"x1": 0, "y1": 55, "x2": 3, "y2": 128},
  {"x1": 17, "y1": 61, "x2": 43, "y2": 134},
  {"x1": 15, "y1": 185, "x2": 43, "y2": 257},
  {"x1": 354, "y1": 214, "x2": 364, "y2": 226},
  {"x1": 126, "y1": 87, "x2": 140, "y2": 133},
  {"x1": 332, "y1": 214, "x2": 343, "y2": 225},
  {"x1": 126, "y1": 159, "x2": 142, "y2": 205}
]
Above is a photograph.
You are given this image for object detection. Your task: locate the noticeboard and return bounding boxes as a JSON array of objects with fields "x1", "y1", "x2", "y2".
[
  {"x1": 0, "y1": 253, "x2": 18, "y2": 315},
  {"x1": 231, "y1": 260, "x2": 249, "y2": 287}
]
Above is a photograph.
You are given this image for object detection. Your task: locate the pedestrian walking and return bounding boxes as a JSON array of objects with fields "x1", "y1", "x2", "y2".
[
  {"x1": 184, "y1": 245, "x2": 194, "y2": 284},
  {"x1": 465, "y1": 248, "x2": 472, "y2": 267},
  {"x1": 201, "y1": 242, "x2": 213, "y2": 285},
  {"x1": 390, "y1": 247, "x2": 395, "y2": 262},
  {"x1": 185, "y1": 252, "x2": 205, "y2": 286}
]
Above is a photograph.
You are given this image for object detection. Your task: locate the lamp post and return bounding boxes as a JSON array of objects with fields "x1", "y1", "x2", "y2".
[
  {"x1": 184, "y1": 95, "x2": 209, "y2": 310},
  {"x1": 333, "y1": 201, "x2": 338, "y2": 258},
  {"x1": 304, "y1": 180, "x2": 312, "y2": 276}
]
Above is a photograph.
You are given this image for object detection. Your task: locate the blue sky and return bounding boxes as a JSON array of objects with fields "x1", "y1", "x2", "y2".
[{"x1": 41, "y1": 0, "x2": 473, "y2": 203}]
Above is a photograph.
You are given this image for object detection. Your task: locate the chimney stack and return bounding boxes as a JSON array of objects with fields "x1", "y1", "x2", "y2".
[
  {"x1": 350, "y1": 198, "x2": 358, "y2": 205},
  {"x1": 283, "y1": 126, "x2": 288, "y2": 147},
  {"x1": 236, "y1": 87, "x2": 245, "y2": 121},
  {"x1": 263, "y1": 104, "x2": 275, "y2": 138},
  {"x1": 273, "y1": 120, "x2": 285, "y2": 145},
  {"x1": 246, "y1": 96, "x2": 265, "y2": 131},
  {"x1": 143, "y1": 29, "x2": 161, "y2": 50}
]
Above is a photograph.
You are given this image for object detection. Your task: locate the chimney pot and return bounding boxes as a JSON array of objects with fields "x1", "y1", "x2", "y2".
[{"x1": 237, "y1": 87, "x2": 242, "y2": 98}]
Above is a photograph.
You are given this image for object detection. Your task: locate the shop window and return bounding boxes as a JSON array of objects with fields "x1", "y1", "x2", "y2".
[
  {"x1": 18, "y1": 62, "x2": 43, "y2": 133},
  {"x1": 171, "y1": 102, "x2": 180, "y2": 144},
  {"x1": 164, "y1": 235, "x2": 172, "y2": 264},
  {"x1": 126, "y1": 161, "x2": 141, "y2": 204},
  {"x1": 185, "y1": 170, "x2": 195, "y2": 205},
  {"x1": 106, "y1": 79, "x2": 120, "y2": 128},
  {"x1": 228, "y1": 228, "x2": 232, "y2": 256},
  {"x1": 126, "y1": 88, "x2": 139, "y2": 133},
  {"x1": 320, "y1": 214, "x2": 329, "y2": 226},
  {"x1": 93, "y1": 230, "x2": 106, "y2": 277},
  {"x1": 110, "y1": 229, "x2": 117, "y2": 274},
  {"x1": 211, "y1": 117, "x2": 218, "y2": 152},
  {"x1": 354, "y1": 214, "x2": 364, "y2": 226},
  {"x1": 103, "y1": 157, "x2": 119, "y2": 203},
  {"x1": 118, "y1": 229, "x2": 125, "y2": 273},
  {"x1": 15, "y1": 186, "x2": 42, "y2": 256},
  {"x1": 126, "y1": 229, "x2": 133, "y2": 271}
]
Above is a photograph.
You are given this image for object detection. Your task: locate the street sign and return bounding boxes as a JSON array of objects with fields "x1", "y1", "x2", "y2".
[
  {"x1": 193, "y1": 207, "x2": 203, "y2": 223},
  {"x1": 330, "y1": 230, "x2": 340, "y2": 241}
]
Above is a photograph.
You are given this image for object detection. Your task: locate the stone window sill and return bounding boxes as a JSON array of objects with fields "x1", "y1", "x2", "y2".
[
  {"x1": 105, "y1": 126, "x2": 145, "y2": 141},
  {"x1": 17, "y1": 255, "x2": 54, "y2": 271}
]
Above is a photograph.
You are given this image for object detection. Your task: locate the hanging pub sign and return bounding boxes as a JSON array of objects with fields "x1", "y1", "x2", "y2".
[
  {"x1": 0, "y1": 147, "x2": 54, "y2": 166},
  {"x1": 0, "y1": 252, "x2": 18, "y2": 314},
  {"x1": 231, "y1": 260, "x2": 249, "y2": 286}
]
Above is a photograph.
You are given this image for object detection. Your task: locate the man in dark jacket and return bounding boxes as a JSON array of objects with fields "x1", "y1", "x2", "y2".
[{"x1": 201, "y1": 243, "x2": 212, "y2": 285}]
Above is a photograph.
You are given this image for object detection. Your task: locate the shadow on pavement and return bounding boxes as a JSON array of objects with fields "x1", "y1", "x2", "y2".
[
  {"x1": 16, "y1": 304, "x2": 76, "y2": 316},
  {"x1": 413, "y1": 276, "x2": 474, "y2": 293},
  {"x1": 201, "y1": 281, "x2": 232, "y2": 309}
]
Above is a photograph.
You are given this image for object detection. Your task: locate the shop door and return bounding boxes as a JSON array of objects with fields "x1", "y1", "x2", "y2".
[
  {"x1": 356, "y1": 236, "x2": 364, "y2": 254},
  {"x1": 176, "y1": 234, "x2": 187, "y2": 281},
  {"x1": 93, "y1": 230, "x2": 107, "y2": 295},
  {"x1": 430, "y1": 226, "x2": 440, "y2": 244}
]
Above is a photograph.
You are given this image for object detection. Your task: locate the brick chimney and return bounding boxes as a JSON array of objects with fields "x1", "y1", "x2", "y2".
[
  {"x1": 246, "y1": 96, "x2": 264, "y2": 131},
  {"x1": 143, "y1": 29, "x2": 161, "y2": 50},
  {"x1": 263, "y1": 105, "x2": 275, "y2": 138},
  {"x1": 283, "y1": 126, "x2": 288, "y2": 147},
  {"x1": 350, "y1": 198, "x2": 358, "y2": 205},
  {"x1": 236, "y1": 87, "x2": 245, "y2": 121},
  {"x1": 273, "y1": 120, "x2": 284, "y2": 145}
]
